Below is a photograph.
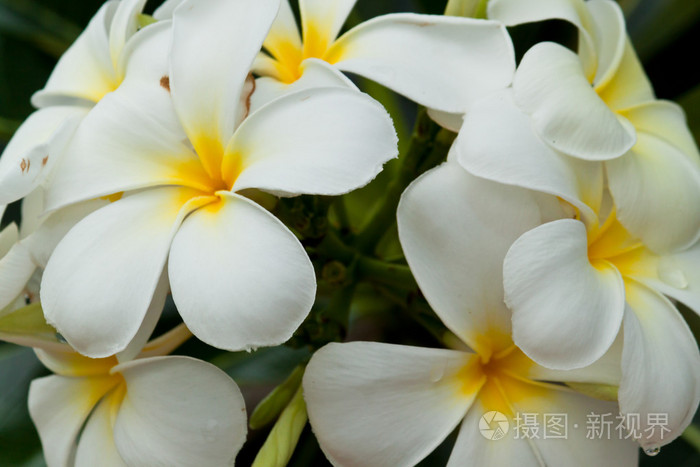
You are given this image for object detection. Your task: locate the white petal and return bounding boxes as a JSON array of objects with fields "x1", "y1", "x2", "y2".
[
  {"x1": 595, "y1": 38, "x2": 654, "y2": 112},
  {"x1": 398, "y1": 162, "x2": 558, "y2": 355},
  {"x1": 230, "y1": 87, "x2": 397, "y2": 196},
  {"x1": 514, "y1": 42, "x2": 635, "y2": 161},
  {"x1": 638, "y1": 243, "x2": 700, "y2": 315},
  {"x1": 524, "y1": 390, "x2": 638, "y2": 467},
  {"x1": 32, "y1": 2, "x2": 118, "y2": 107},
  {"x1": 116, "y1": 270, "x2": 168, "y2": 363},
  {"x1": 330, "y1": 14, "x2": 515, "y2": 113},
  {"x1": 456, "y1": 89, "x2": 600, "y2": 225},
  {"x1": 586, "y1": 0, "x2": 625, "y2": 89},
  {"x1": 620, "y1": 100, "x2": 700, "y2": 165},
  {"x1": 300, "y1": 0, "x2": 356, "y2": 50},
  {"x1": 528, "y1": 332, "x2": 623, "y2": 386},
  {"x1": 304, "y1": 342, "x2": 479, "y2": 466},
  {"x1": 606, "y1": 132, "x2": 700, "y2": 252},
  {"x1": 34, "y1": 347, "x2": 116, "y2": 377},
  {"x1": 427, "y1": 109, "x2": 463, "y2": 133},
  {"x1": 488, "y1": 0, "x2": 597, "y2": 80},
  {"x1": 44, "y1": 84, "x2": 206, "y2": 212},
  {"x1": 41, "y1": 187, "x2": 211, "y2": 358},
  {"x1": 168, "y1": 193, "x2": 315, "y2": 351},
  {"x1": 0, "y1": 106, "x2": 88, "y2": 205},
  {"x1": 108, "y1": 0, "x2": 148, "y2": 76},
  {"x1": 153, "y1": 0, "x2": 185, "y2": 20},
  {"x1": 74, "y1": 390, "x2": 127, "y2": 467},
  {"x1": 619, "y1": 281, "x2": 700, "y2": 449},
  {"x1": 28, "y1": 375, "x2": 120, "y2": 467},
  {"x1": 0, "y1": 222, "x2": 17, "y2": 257},
  {"x1": 21, "y1": 198, "x2": 108, "y2": 269},
  {"x1": 448, "y1": 405, "x2": 541, "y2": 466},
  {"x1": 170, "y1": 0, "x2": 279, "y2": 155},
  {"x1": 19, "y1": 188, "x2": 44, "y2": 239},
  {"x1": 0, "y1": 242, "x2": 37, "y2": 312},
  {"x1": 504, "y1": 219, "x2": 625, "y2": 369},
  {"x1": 250, "y1": 58, "x2": 356, "y2": 112},
  {"x1": 263, "y1": 0, "x2": 302, "y2": 63},
  {"x1": 113, "y1": 356, "x2": 247, "y2": 467}
]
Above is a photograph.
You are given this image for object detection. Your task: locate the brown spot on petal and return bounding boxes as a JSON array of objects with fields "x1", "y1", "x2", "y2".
[
  {"x1": 160, "y1": 76, "x2": 171, "y2": 92},
  {"x1": 42, "y1": 155, "x2": 49, "y2": 166},
  {"x1": 20, "y1": 158, "x2": 27, "y2": 173}
]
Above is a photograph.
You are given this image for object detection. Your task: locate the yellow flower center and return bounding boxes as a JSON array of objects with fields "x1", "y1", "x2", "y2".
[{"x1": 461, "y1": 334, "x2": 546, "y2": 417}]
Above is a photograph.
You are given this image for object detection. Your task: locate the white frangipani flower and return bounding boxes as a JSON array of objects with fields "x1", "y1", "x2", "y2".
[
  {"x1": 6, "y1": 324, "x2": 248, "y2": 467},
  {"x1": 40, "y1": 0, "x2": 398, "y2": 358},
  {"x1": 0, "y1": 0, "x2": 179, "y2": 206},
  {"x1": 465, "y1": 0, "x2": 700, "y2": 253},
  {"x1": 250, "y1": 0, "x2": 515, "y2": 113},
  {"x1": 304, "y1": 162, "x2": 638, "y2": 466}
]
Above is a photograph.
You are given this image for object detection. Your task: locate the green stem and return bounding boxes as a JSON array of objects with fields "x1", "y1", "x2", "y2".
[
  {"x1": 682, "y1": 424, "x2": 700, "y2": 453},
  {"x1": 356, "y1": 257, "x2": 416, "y2": 290},
  {"x1": 354, "y1": 109, "x2": 442, "y2": 253}
]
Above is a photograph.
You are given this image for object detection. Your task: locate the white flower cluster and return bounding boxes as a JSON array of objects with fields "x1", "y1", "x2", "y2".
[{"x1": 0, "y1": 0, "x2": 698, "y2": 465}]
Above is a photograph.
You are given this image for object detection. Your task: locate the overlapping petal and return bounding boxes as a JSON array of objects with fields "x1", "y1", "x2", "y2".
[
  {"x1": 31, "y1": 2, "x2": 118, "y2": 107},
  {"x1": 456, "y1": 89, "x2": 601, "y2": 225},
  {"x1": 513, "y1": 42, "x2": 635, "y2": 161},
  {"x1": 113, "y1": 356, "x2": 247, "y2": 466},
  {"x1": 74, "y1": 392, "x2": 126, "y2": 467},
  {"x1": 329, "y1": 14, "x2": 514, "y2": 113},
  {"x1": 169, "y1": 0, "x2": 279, "y2": 169},
  {"x1": 398, "y1": 162, "x2": 558, "y2": 355},
  {"x1": 300, "y1": 0, "x2": 356, "y2": 55},
  {"x1": 504, "y1": 219, "x2": 625, "y2": 369},
  {"x1": 619, "y1": 281, "x2": 700, "y2": 449},
  {"x1": 607, "y1": 133, "x2": 700, "y2": 253},
  {"x1": 0, "y1": 106, "x2": 88, "y2": 205},
  {"x1": 41, "y1": 187, "x2": 213, "y2": 357},
  {"x1": 45, "y1": 85, "x2": 206, "y2": 212},
  {"x1": 304, "y1": 342, "x2": 480, "y2": 466},
  {"x1": 250, "y1": 58, "x2": 355, "y2": 112},
  {"x1": 168, "y1": 192, "x2": 315, "y2": 351},
  {"x1": 230, "y1": 87, "x2": 397, "y2": 196},
  {"x1": 448, "y1": 406, "x2": 541, "y2": 466},
  {"x1": 0, "y1": 241, "x2": 37, "y2": 313},
  {"x1": 28, "y1": 374, "x2": 120, "y2": 467}
]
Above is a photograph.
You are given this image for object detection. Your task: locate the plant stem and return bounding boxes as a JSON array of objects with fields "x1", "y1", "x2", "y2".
[{"x1": 353, "y1": 109, "x2": 449, "y2": 254}]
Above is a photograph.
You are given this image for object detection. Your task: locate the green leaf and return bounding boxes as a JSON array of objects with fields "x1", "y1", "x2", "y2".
[
  {"x1": 252, "y1": 386, "x2": 308, "y2": 467},
  {"x1": 250, "y1": 365, "x2": 305, "y2": 430},
  {"x1": 0, "y1": 345, "x2": 46, "y2": 466}
]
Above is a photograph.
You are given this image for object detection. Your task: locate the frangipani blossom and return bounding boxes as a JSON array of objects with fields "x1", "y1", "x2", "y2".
[
  {"x1": 250, "y1": 0, "x2": 515, "y2": 114},
  {"x1": 469, "y1": 0, "x2": 700, "y2": 252},
  {"x1": 40, "y1": 0, "x2": 398, "y2": 358},
  {"x1": 0, "y1": 0, "x2": 179, "y2": 205},
  {"x1": 304, "y1": 162, "x2": 638, "y2": 466},
  {"x1": 2, "y1": 322, "x2": 248, "y2": 467}
]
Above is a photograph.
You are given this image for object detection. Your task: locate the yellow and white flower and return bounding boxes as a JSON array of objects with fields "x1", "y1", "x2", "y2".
[
  {"x1": 249, "y1": 0, "x2": 516, "y2": 113},
  {"x1": 458, "y1": 0, "x2": 700, "y2": 253},
  {"x1": 303, "y1": 162, "x2": 638, "y2": 466},
  {"x1": 1, "y1": 320, "x2": 247, "y2": 467},
  {"x1": 0, "y1": 0, "x2": 179, "y2": 205},
  {"x1": 39, "y1": 0, "x2": 398, "y2": 358}
]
